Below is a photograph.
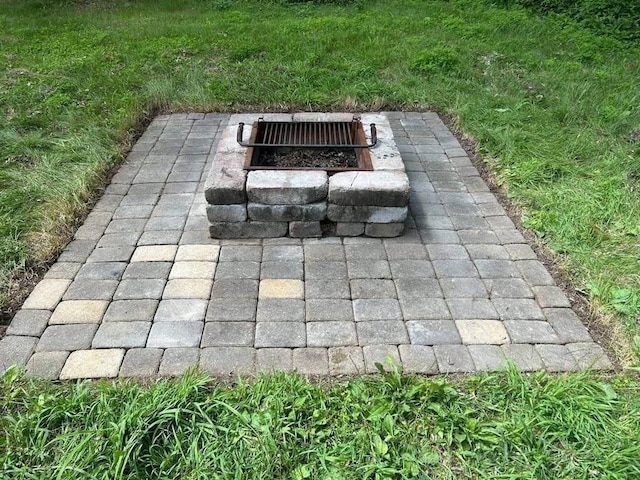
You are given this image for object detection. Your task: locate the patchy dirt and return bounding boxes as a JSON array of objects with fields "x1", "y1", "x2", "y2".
[
  {"x1": 440, "y1": 112, "x2": 626, "y2": 369},
  {"x1": 257, "y1": 148, "x2": 357, "y2": 169}
]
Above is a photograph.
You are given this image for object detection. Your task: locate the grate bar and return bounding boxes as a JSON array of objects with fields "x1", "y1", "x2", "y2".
[{"x1": 237, "y1": 120, "x2": 377, "y2": 148}]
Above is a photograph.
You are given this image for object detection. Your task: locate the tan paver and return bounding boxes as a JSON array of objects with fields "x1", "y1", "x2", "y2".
[
  {"x1": 22, "y1": 279, "x2": 71, "y2": 310},
  {"x1": 163, "y1": 279, "x2": 213, "y2": 299},
  {"x1": 456, "y1": 320, "x2": 510, "y2": 345},
  {"x1": 169, "y1": 261, "x2": 217, "y2": 279},
  {"x1": 259, "y1": 279, "x2": 304, "y2": 299},
  {"x1": 49, "y1": 300, "x2": 109, "y2": 324},
  {"x1": 131, "y1": 245, "x2": 177, "y2": 262},
  {"x1": 59, "y1": 349, "x2": 125, "y2": 379},
  {"x1": 175, "y1": 244, "x2": 220, "y2": 261}
]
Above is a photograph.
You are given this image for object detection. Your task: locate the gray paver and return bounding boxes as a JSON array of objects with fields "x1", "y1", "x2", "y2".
[
  {"x1": 363, "y1": 345, "x2": 401, "y2": 373},
  {"x1": 63, "y1": 280, "x2": 118, "y2": 301},
  {"x1": 501, "y1": 344, "x2": 544, "y2": 371},
  {"x1": 399, "y1": 297, "x2": 450, "y2": 320},
  {"x1": 347, "y1": 260, "x2": 391, "y2": 279},
  {"x1": 432, "y1": 260, "x2": 478, "y2": 278},
  {"x1": 484, "y1": 279, "x2": 533, "y2": 298},
  {"x1": 76, "y1": 262, "x2": 127, "y2": 280},
  {"x1": 357, "y1": 321, "x2": 408, "y2": 346},
  {"x1": 544, "y1": 308, "x2": 592, "y2": 343},
  {"x1": 202, "y1": 322, "x2": 255, "y2": 346},
  {"x1": 406, "y1": 320, "x2": 461, "y2": 345},
  {"x1": 293, "y1": 348, "x2": 328, "y2": 375},
  {"x1": 305, "y1": 261, "x2": 348, "y2": 280},
  {"x1": 305, "y1": 299, "x2": 353, "y2": 322},
  {"x1": 305, "y1": 279, "x2": 351, "y2": 299},
  {"x1": 395, "y1": 279, "x2": 442, "y2": 299},
  {"x1": 36, "y1": 324, "x2": 97, "y2": 352},
  {"x1": 447, "y1": 298, "x2": 498, "y2": 319},
  {"x1": 255, "y1": 322, "x2": 306, "y2": 348},
  {"x1": 6, "y1": 310, "x2": 50, "y2": 337},
  {"x1": 159, "y1": 348, "x2": 200, "y2": 376},
  {"x1": 536, "y1": 344, "x2": 578, "y2": 371},
  {"x1": 433, "y1": 345, "x2": 475, "y2": 373},
  {"x1": 257, "y1": 299, "x2": 305, "y2": 322},
  {"x1": 120, "y1": 348, "x2": 163, "y2": 377},
  {"x1": 155, "y1": 299, "x2": 208, "y2": 322},
  {"x1": 114, "y1": 279, "x2": 166, "y2": 300},
  {"x1": 532, "y1": 286, "x2": 571, "y2": 308},
  {"x1": 308, "y1": 322, "x2": 357, "y2": 347},
  {"x1": 211, "y1": 279, "x2": 258, "y2": 298},
  {"x1": 92, "y1": 322, "x2": 151, "y2": 348},
  {"x1": 328, "y1": 346, "x2": 365, "y2": 375},
  {"x1": 353, "y1": 299, "x2": 402, "y2": 321},
  {"x1": 566, "y1": 342, "x2": 612, "y2": 370},
  {"x1": 398, "y1": 345, "x2": 438, "y2": 374},
  {"x1": 146, "y1": 322, "x2": 203, "y2": 348},
  {"x1": 350, "y1": 279, "x2": 396, "y2": 299},
  {"x1": 104, "y1": 300, "x2": 158, "y2": 322},
  {"x1": 260, "y1": 261, "x2": 303, "y2": 280},
  {"x1": 256, "y1": 348, "x2": 294, "y2": 373},
  {"x1": 207, "y1": 297, "x2": 257, "y2": 322},
  {"x1": 0, "y1": 336, "x2": 38, "y2": 371},
  {"x1": 200, "y1": 347, "x2": 255, "y2": 375},
  {"x1": 504, "y1": 320, "x2": 560, "y2": 344},
  {"x1": 493, "y1": 298, "x2": 545, "y2": 320},
  {"x1": 468, "y1": 345, "x2": 507, "y2": 371},
  {"x1": 25, "y1": 351, "x2": 69, "y2": 379}
]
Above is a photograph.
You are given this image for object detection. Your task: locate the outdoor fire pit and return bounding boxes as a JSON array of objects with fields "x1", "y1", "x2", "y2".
[{"x1": 204, "y1": 113, "x2": 410, "y2": 238}]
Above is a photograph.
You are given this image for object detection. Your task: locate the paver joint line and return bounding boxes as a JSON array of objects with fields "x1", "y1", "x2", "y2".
[{"x1": 1, "y1": 112, "x2": 607, "y2": 379}]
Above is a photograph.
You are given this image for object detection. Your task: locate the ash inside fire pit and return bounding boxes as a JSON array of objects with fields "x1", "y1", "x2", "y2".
[{"x1": 257, "y1": 148, "x2": 358, "y2": 169}]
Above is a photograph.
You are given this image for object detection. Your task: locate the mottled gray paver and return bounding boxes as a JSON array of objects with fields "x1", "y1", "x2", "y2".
[{"x1": 2, "y1": 112, "x2": 610, "y2": 378}]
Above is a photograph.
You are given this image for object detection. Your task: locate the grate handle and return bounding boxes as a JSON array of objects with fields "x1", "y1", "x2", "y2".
[{"x1": 236, "y1": 122, "x2": 378, "y2": 148}]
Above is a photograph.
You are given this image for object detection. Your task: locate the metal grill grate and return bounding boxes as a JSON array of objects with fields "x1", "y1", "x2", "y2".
[{"x1": 237, "y1": 119, "x2": 377, "y2": 148}]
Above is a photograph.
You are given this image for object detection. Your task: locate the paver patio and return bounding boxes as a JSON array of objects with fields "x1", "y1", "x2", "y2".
[{"x1": 0, "y1": 112, "x2": 612, "y2": 379}]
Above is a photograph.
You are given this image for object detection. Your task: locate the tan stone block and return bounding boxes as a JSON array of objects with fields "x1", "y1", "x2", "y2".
[
  {"x1": 22, "y1": 279, "x2": 72, "y2": 310},
  {"x1": 175, "y1": 244, "x2": 220, "y2": 262},
  {"x1": 456, "y1": 320, "x2": 510, "y2": 345},
  {"x1": 49, "y1": 300, "x2": 109, "y2": 324},
  {"x1": 59, "y1": 349, "x2": 125, "y2": 379},
  {"x1": 131, "y1": 245, "x2": 177, "y2": 262},
  {"x1": 259, "y1": 279, "x2": 304, "y2": 299},
  {"x1": 169, "y1": 262, "x2": 217, "y2": 279},
  {"x1": 163, "y1": 279, "x2": 213, "y2": 299}
]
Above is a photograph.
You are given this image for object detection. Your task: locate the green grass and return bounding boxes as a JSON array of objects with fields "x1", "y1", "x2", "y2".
[
  {"x1": 0, "y1": 0, "x2": 639, "y2": 353},
  {"x1": 1, "y1": 368, "x2": 639, "y2": 479}
]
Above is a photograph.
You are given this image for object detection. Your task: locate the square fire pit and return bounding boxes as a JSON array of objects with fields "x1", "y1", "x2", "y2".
[{"x1": 204, "y1": 112, "x2": 410, "y2": 238}]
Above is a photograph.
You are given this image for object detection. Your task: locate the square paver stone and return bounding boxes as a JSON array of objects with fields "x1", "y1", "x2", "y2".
[
  {"x1": 155, "y1": 299, "x2": 208, "y2": 322},
  {"x1": 501, "y1": 344, "x2": 544, "y2": 371},
  {"x1": 433, "y1": 345, "x2": 475, "y2": 373},
  {"x1": 328, "y1": 346, "x2": 365, "y2": 375},
  {"x1": 201, "y1": 322, "x2": 254, "y2": 347},
  {"x1": 308, "y1": 322, "x2": 357, "y2": 347},
  {"x1": 304, "y1": 279, "x2": 351, "y2": 299},
  {"x1": 175, "y1": 245, "x2": 220, "y2": 261},
  {"x1": 263, "y1": 245, "x2": 303, "y2": 262},
  {"x1": 22, "y1": 279, "x2": 71, "y2": 310},
  {"x1": 25, "y1": 351, "x2": 69, "y2": 379},
  {"x1": 0, "y1": 336, "x2": 38, "y2": 371},
  {"x1": 159, "y1": 348, "x2": 200, "y2": 376},
  {"x1": 6, "y1": 310, "x2": 51, "y2": 337},
  {"x1": 92, "y1": 322, "x2": 151, "y2": 348},
  {"x1": 305, "y1": 299, "x2": 354, "y2": 322},
  {"x1": 257, "y1": 299, "x2": 304, "y2": 322},
  {"x1": 362, "y1": 345, "x2": 401, "y2": 373},
  {"x1": 147, "y1": 322, "x2": 203, "y2": 348},
  {"x1": 398, "y1": 345, "x2": 438, "y2": 374},
  {"x1": 36, "y1": 324, "x2": 98, "y2": 352},
  {"x1": 357, "y1": 321, "x2": 409, "y2": 346},
  {"x1": 104, "y1": 300, "x2": 158, "y2": 322},
  {"x1": 353, "y1": 299, "x2": 402, "y2": 321},
  {"x1": 170, "y1": 262, "x2": 217, "y2": 279},
  {"x1": 163, "y1": 279, "x2": 213, "y2": 299},
  {"x1": 259, "y1": 279, "x2": 304, "y2": 299},
  {"x1": 49, "y1": 300, "x2": 109, "y2": 324},
  {"x1": 255, "y1": 322, "x2": 306, "y2": 348},
  {"x1": 456, "y1": 320, "x2": 509, "y2": 345},
  {"x1": 123, "y1": 262, "x2": 173, "y2": 279},
  {"x1": 468, "y1": 345, "x2": 507, "y2": 371},
  {"x1": 207, "y1": 297, "x2": 257, "y2": 322},
  {"x1": 350, "y1": 279, "x2": 396, "y2": 299},
  {"x1": 256, "y1": 348, "x2": 294, "y2": 373},
  {"x1": 63, "y1": 280, "x2": 118, "y2": 301},
  {"x1": 119, "y1": 348, "x2": 163, "y2": 377},
  {"x1": 406, "y1": 320, "x2": 461, "y2": 345},
  {"x1": 114, "y1": 279, "x2": 166, "y2": 300},
  {"x1": 131, "y1": 245, "x2": 178, "y2": 262},
  {"x1": 293, "y1": 348, "x2": 328, "y2": 375},
  {"x1": 200, "y1": 347, "x2": 256, "y2": 376},
  {"x1": 59, "y1": 349, "x2": 125, "y2": 379}
]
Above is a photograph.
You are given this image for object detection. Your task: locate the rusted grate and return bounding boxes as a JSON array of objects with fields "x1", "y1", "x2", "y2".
[{"x1": 239, "y1": 117, "x2": 375, "y2": 173}]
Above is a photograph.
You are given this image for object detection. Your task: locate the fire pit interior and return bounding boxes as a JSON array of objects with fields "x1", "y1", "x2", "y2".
[
  {"x1": 239, "y1": 118, "x2": 374, "y2": 173},
  {"x1": 204, "y1": 113, "x2": 410, "y2": 239}
]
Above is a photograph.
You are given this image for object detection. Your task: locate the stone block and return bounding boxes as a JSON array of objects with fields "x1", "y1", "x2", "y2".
[
  {"x1": 25, "y1": 351, "x2": 69, "y2": 379},
  {"x1": 131, "y1": 245, "x2": 177, "y2": 262},
  {"x1": 60, "y1": 349, "x2": 125, "y2": 379},
  {"x1": 6, "y1": 310, "x2": 50, "y2": 337},
  {"x1": 357, "y1": 321, "x2": 409, "y2": 346},
  {"x1": 398, "y1": 345, "x2": 438, "y2": 374},
  {"x1": 162, "y1": 279, "x2": 213, "y2": 299},
  {"x1": 36, "y1": 324, "x2": 97, "y2": 352},
  {"x1": 350, "y1": 279, "x2": 396, "y2": 299},
  {"x1": 327, "y1": 205, "x2": 408, "y2": 223},
  {"x1": 289, "y1": 221, "x2": 322, "y2": 238},
  {"x1": 468, "y1": 345, "x2": 507, "y2": 371},
  {"x1": 433, "y1": 345, "x2": 474, "y2": 373},
  {"x1": 503, "y1": 321, "x2": 559, "y2": 344},
  {"x1": 259, "y1": 279, "x2": 304, "y2": 299},
  {"x1": 209, "y1": 221, "x2": 288, "y2": 238},
  {"x1": 207, "y1": 297, "x2": 257, "y2": 322},
  {"x1": 200, "y1": 347, "x2": 256, "y2": 376},
  {"x1": 328, "y1": 171, "x2": 409, "y2": 206},
  {"x1": 293, "y1": 348, "x2": 328, "y2": 375},
  {"x1": 501, "y1": 344, "x2": 544, "y2": 371},
  {"x1": 536, "y1": 344, "x2": 578, "y2": 371},
  {"x1": 49, "y1": 300, "x2": 109, "y2": 324},
  {"x1": 365, "y1": 223, "x2": 405, "y2": 237},
  {"x1": 246, "y1": 171, "x2": 328, "y2": 205},
  {"x1": 204, "y1": 167, "x2": 247, "y2": 204},
  {"x1": 328, "y1": 346, "x2": 365, "y2": 375},
  {"x1": 104, "y1": 300, "x2": 158, "y2": 322},
  {"x1": 566, "y1": 342, "x2": 612, "y2": 370},
  {"x1": 336, "y1": 222, "x2": 365, "y2": 236},
  {"x1": 308, "y1": 322, "x2": 357, "y2": 347},
  {"x1": 257, "y1": 299, "x2": 305, "y2": 322},
  {"x1": 353, "y1": 299, "x2": 402, "y2": 321},
  {"x1": 261, "y1": 261, "x2": 304, "y2": 280},
  {"x1": 0, "y1": 336, "x2": 38, "y2": 372},
  {"x1": 255, "y1": 322, "x2": 306, "y2": 348},
  {"x1": 256, "y1": 348, "x2": 294, "y2": 373},
  {"x1": 248, "y1": 203, "x2": 326, "y2": 222},
  {"x1": 155, "y1": 299, "x2": 208, "y2": 322},
  {"x1": 22, "y1": 279, "x2": 71, "y2": 310},
  {"x1": 176, "y1": 244, "x2": 220, "y2": 262},
  {"x1": 305, "y1": 279, "x2": 350, "y2": 299},
  {"x1": 362, "y1": 345, "x2": 401, "y2": 373},
  {"x1": 406, "y1": 320, "x2": 461, "y2": 345},
  {"x1": 120, "y1": 349, "x2": 163, "y2": 377},
  {"x1": 147, "y1": 321, "x2": 203, "y2": 348},
  {"x1": 159, "y1": 348, "x2": 200, "y2": 376},
  {"x1": 206, "y1": 204, "x2": 247, "y2": 222},
  {"x1": 92, "y1": 322, "x2": 151, "y2": 348},
  {"x1": 456, "y1": 320, "x2": 509, "y2": 345},
  {"x1": 202, "y1": 322, "x2": 255, "y2": 347},
  {"x1": 169, "y1": 261, "x2": 217, "y2": 279},
  {"x1": 114, "y1": 279, "x2": 166, "y2": 300}
]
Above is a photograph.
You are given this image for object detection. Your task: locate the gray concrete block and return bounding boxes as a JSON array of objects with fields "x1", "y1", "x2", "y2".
[
  {"x1": 544, "y1": 308, "x2": 592, "y2": 343},
  {"x1": 363, "y1": 345, "x2": 401, "y2": 373},
  {"x1": 76, "y1": 262, "x2": 127, "y2": 281},
  {"x1": 154, "y1": 299, "x2": 208, "y2": 322},
  {"x1": 63, "y1": 280, "x2": 118, "y2": 301},
  {"x1": 536, "y1": 344, "x2": 578, "y2": 371},
  {"x1": 305, "y1": 261, "x2": 348, "y2": 280},
  {"x1": 293, "y1": 348, "x2": 328, "y2": 375},
  {"x1": 304, "y1": 279, "x2": 351, "y2": 299},
  {"x1": 398, "y1": 345, "x2": 438, "y2": 374},
  {"x1": 328, "y1": 171, "x2": 409, "y2": 206},
  {"x1": 25, "y1": 351, "x2": 69, "y2": 379},
  {"x1": 92, "y1": 322, "x2": 151, "y2": 348},
  {"x1": 104, "y1": 300, "x2": 158, "y2": 322},
  {"x1": 257, "y1": 299, "x2": 304, "y2": 322},
  {"x1": 433, "y1": 345, "x2": 474, "y2": 373},
  {"x1": 36, "y1": 324, "x2": 97, "y2": 352},
  {"x1": 566, "y1": 342, "x2": 612, "y2": 370},
  {"x1": 406, "y1": 320, "x2": 461, "y2": 345},
  {"x1": 256, "y1": 348, "x2": 294, "y2": 373},
  {"x1": 146, "y1": 322, "x2": 203, "y2": 348},
  {"x1": 307, "y1": 322, "x2": 357, "y2": 347},
  {"x1": 248, "y1": 203, "x2": 326, "y2": 222},
  {"x1": 206, "y1": 204, "x2": 247, "y2": 222},
  {"x1": 336, "y1": 222, "x2": 364, "y2": 236},
  {"x1": 211, "y1": 279, "x2": 259, "y2": 298},
  {"x1": 357, "y1": 321, "x2": 408, "y2": 346},
  {"x1": 501, "y1": 344, "x2": 544, "y2": 371},
  {"x1": 493, "y1": 299, "x2": 545, "y2": 320},
  {"x1": 503, "y1": 320, "x2": 559, "y2": 344},
  {"x1": 201, "y1": 322, "x2": 255, "y2": 346},
  {"x1": 289, "y1": 221, "x2": 322, "y2": 238},
  {"x1": 306, "y1": 299, "x2": 354, "y2": 322},
  {"x1": 347, "y1": 260, "x2": 391, "y2": 279},
  {"x1": 255, "y1": 322, "x2": 306, "y2": 348},
  {"x1": 6, "y1": 310, "x2": 50, "y2": 337},
  {"x1": 119, "y1": 348, "x2": 163, "y2": 377},
  {"x1": 207, "y1": 297, "x2": 257, "y2": 322},
  {"x1": 399, "y1": 297, "x2": 450, "y2": 320},
  {"x1": 350, "y1": 279, "x2": 396, "y2": 299},
  {"x1": 353, "y1": 299, "x2": 402, "y2": 321},
  {"x1": 209, "y1": 221, "x2": 287, "y2": 238},
  {"x1": 0, "y1": 336, "x2": 38, "y2": 372},
  {"x1": 114, "y1": 279, "x2": 166, "y2": 300},
  {"x1": 483, "y1": 279, "x2": 533, "y2": 299},
  {"x1": 468, "y1": 345, "x2": 507, "y2": 371},
  {"x1": 328, "y1": 346, "x2": 365, "y2": 375},
  {"x1": 159, "y1": 348, "x2": 200, "y2": 376},
  {"x1": 439, "y1": 278, "x2": 487, "y2": 298},
  {"x1": 327, "y1": 205, "x2": 408, "y2": 223},
  {"x1": 204, "y1": 167, "x2": 247, "y2": 204},
  {"x1": 200, "y1": 347, "x2": 256, "y2": 375},
  {"x1": 395, "y1": 279, "x2": 442, "y2": 300},
  {"x1": 447, "y1": 298, "x2": 498, "y2": 319},
  {"x1": 260, "y1": 261, "x2": 303, "y2": 280},
  {"x1": 247, "y1": 170, "x2": 328, "y2": 205}
]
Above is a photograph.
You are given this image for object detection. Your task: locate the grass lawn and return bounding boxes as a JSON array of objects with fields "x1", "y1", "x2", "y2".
[
  {"x1": 1, "y1": 368, "x2": 639, "y2": 479},
  {"x1": 1, "y1": 0, "x2": 639, "y2": 356}
]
